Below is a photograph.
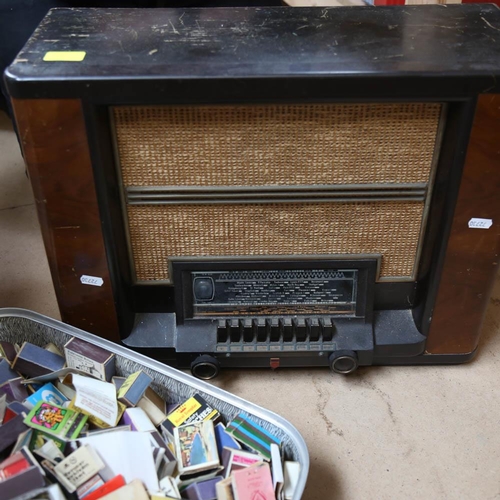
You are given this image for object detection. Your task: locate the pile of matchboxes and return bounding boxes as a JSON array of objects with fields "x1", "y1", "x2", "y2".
[{"x1": 0, "y1": 309, "x2": 308, "y2": 500}]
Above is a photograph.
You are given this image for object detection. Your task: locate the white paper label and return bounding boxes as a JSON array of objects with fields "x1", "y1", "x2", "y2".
[
  {"x1": 468, "y1": 218, "x2": 493, "y2": 229},
  {"x1": 80, "y1": 275, "x2": 104, "y2": 287},
  {"x1": 79, "y1": 432, "x2": 160, "y2": 492},
  {"x1": 54, "y1": 445, "x2": 104, "y2": 490},
  {"x1": 72, "y1": 373, "x2": 118, "y2": 426},
  {"x1": 65, "y1": 350, "x2": 106, "y2": 381}
]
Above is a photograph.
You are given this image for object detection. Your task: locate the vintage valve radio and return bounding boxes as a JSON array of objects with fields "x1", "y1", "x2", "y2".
[{"x1": 5, "y1": 5, "x2": 500, "y2": 378}]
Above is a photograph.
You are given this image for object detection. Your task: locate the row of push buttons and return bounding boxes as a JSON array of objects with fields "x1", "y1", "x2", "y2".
[{"x1": 216, "y1": 317, "x2": 335, "y2": 344}]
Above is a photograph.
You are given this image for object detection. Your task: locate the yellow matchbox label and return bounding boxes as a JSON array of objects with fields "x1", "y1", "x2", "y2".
[
  {"x1": 167, "y1": 397, "x2": 202, "y2": 427},
  {"x1": 117, "y1": 371, "x2": 141, "y2": 399},
  {"x1": 206, "y1": 409, "x2": 218, "y2": 420},
  {"x1": 43, "y1": 51, "x2": 86, "y2": 62}
]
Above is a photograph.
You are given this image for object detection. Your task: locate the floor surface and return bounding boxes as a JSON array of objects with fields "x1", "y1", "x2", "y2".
[{"x1": 1, "y1": 110, "x2": 499, "y2": 499}]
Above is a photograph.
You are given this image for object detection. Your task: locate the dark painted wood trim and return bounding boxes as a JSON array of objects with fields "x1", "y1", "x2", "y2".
[
  {"x1": 11, "y1": 98, "x2": 121, "y2": 342},
  {"x1": 426, "y1": 94, "x2": 500, "y2": 354}
]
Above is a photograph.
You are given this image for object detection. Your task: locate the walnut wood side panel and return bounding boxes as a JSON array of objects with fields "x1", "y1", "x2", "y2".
[
  {"x1": 11, "y1": 99, "x2": 120, "y2": 342},
  {"x1": 426, "y1": 95, "x2": 500, "y2": 354}
]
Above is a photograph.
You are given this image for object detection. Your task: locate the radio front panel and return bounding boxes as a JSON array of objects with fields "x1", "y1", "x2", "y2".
[
  {"x1": 125, "y1": 201, "x2": 424, "y2": 283},
  {"x1": 112, "y1": 102, "x2": 443, "y2": 284},
  {"x1": 112, "y1": 103, "x2": 441, "y2": 187}
]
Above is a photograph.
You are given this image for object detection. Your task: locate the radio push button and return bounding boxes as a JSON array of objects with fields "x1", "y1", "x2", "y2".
[
  {"x1": 257, "y1": 319, "x2": 267, "y2": 342},
  {"x1": 305, "y1": 318, "x2": 312, "y2": 341},
  {"x1": 217, "y1": 326, "x2": 228, "y2": 343},
  {"x1": 321, "y1": 318, "x2": 334, "y2": 342},
  {"x1": 270, "y1": 318, "x2": 280, "y2": 342},
  {"x1": 281, "y1": 318, "x2": 293, "y2": 342},
  {"x1": 242, "y1": 318, "x2": 254, "y2": 342},
  {"x1": 309, "y1": 319, "x2": 321, "y2": 342},
  {"x1": 251, "y1": 318, "x2": 260, "y2": 342},
  {"x1": 228, "y1": 319, "x2": 241, "y2": 343},
  {"x1": 294, "y1": 318, "x2": 307, "y2": 342}
]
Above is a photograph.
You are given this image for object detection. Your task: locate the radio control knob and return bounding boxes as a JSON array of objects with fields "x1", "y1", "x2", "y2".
[
  {"x1": 191, "y1": 355, "x2": 220, "y2": 380},
  {"x1": 329, "y1": 351, "x2": 358, "y2": 374},
  {"x1": 193, "y1": 277, "x2": 214, "y2": 301}
]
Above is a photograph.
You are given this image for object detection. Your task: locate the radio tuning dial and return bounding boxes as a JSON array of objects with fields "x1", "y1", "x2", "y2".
[{"x1": 193, "y1": 277, "x2": 214, "y2": 301}]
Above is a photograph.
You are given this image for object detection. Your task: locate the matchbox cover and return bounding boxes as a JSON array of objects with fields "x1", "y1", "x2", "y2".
[
  {"x1": 64, "y1": 337, "x2": 115, "y2": 381},
  {"x1": 117, "y1": 371, "x2": 152, "y2": 407},
  {"x1": 12, "y1": 342, "x2": 65, "y2": 378},
  {"x1": 174, "y1": 420, "x2": 219, "y2": 475},
  {"x1": 161, "y1": 394, "x2": 221, "y2": 438},
  {"x1": 24, "y1": 402, "x2": 88, "y2": 440}
]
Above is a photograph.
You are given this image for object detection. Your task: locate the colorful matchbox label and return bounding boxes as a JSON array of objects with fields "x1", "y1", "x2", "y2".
[
  {"x1": 25, "y1": 382, "x2": 68, "y2": 409},
  {"x1": 174, "y1": 420, "x2": 220, "y2": 475},
  {"x1": 222, "y1": 447, "x2": 263, "y2": 478},
  {"x1": 162, "y1": 394, "x2": 221, "y2": 437},
  {"x1": 231, "y1": 462, "x2": 276, "y2": 500},
  {"x1": 24, "y1": 401, "x2": 88, "y2": 441},
  {"x1": 225, "y1": 413, "x2": 281, "y2": 461}
]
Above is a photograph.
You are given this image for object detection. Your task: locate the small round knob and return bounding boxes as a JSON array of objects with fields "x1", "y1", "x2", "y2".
[
  {"x1": 329, "y1": 351, "x2": 358, "y2": 374},
  {"x1": 191, "y1": 355, "x2": 220, "y2": 380}
]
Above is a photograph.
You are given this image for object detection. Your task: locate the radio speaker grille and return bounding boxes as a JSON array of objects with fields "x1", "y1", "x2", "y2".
[
  {"x1": 127, "y1": 201, "x2": 424, "y2": 282},
  {"x1": 113, "y1": 103, "x2": 441, "y2": 187}
]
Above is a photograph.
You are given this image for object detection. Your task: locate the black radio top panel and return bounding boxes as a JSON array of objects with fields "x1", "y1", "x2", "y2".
[{"x1": 5, "y1": 5, "x2": 500, "y2": 100}]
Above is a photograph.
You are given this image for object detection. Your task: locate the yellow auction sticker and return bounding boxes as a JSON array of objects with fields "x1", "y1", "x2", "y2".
[{"x1": 43, "y1": 51, "x2": 86, "y2": 62}]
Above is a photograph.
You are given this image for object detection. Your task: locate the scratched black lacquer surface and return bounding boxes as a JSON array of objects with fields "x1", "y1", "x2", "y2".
[{"x1": 5, "y1": 5, "x2": 500, "y2": 100}]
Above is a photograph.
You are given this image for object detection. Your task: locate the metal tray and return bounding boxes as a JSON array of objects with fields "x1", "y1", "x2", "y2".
[{"x1": 0, "y1": 308, "x2": 309, "y2": 499}]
